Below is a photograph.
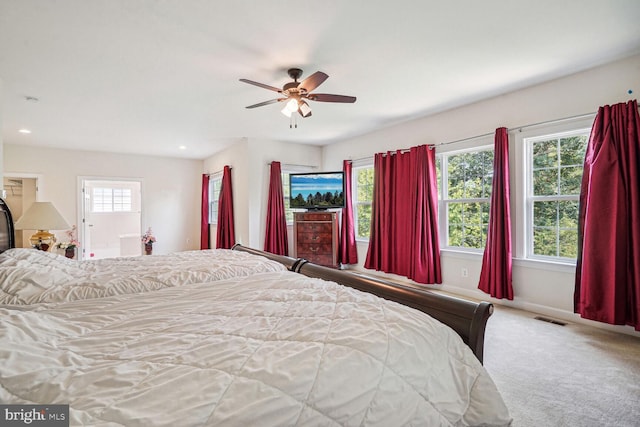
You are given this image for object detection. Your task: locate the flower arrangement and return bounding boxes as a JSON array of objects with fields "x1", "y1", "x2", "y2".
[
  {"x1": 56, "y1": 225, "x2": 80, "y2": 249},
  {"x1": 142, "y1": 227, "x2": 157, "y2": 245}
]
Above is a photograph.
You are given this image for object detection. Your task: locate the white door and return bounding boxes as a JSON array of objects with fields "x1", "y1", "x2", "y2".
[{"x1": 80, "y1": 179, "x2": 142, "y2": 260}]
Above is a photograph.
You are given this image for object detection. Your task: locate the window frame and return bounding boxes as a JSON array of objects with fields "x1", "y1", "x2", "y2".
[
  {"x1": 438, "y1": 144, "x2": 494, "y2": 253},
  {"x1": 523, "y1": 128, "x2": 590, "y2": 263},
  {"x1": 281, "y1": 166, "x2": 316, "y2": 225},
  {"x1": 208, "y1": 172, "x2": 223, "y2": 225},
  {"x1": 352, "y1": 162, "x2": 374, "y2": 241},
  {"x1": 91, "y1": 187, "x2": 133, "y2": 213},
  {"x1": 280, "y1": 170, "x2": 294, "y2": 225}
]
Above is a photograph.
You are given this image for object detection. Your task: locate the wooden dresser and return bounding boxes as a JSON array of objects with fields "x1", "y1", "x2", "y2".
[{"x1": 293, "y1": 211, "x2": 339, "y2": 268}]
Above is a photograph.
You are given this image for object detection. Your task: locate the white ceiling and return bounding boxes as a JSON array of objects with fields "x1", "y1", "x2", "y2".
[{"x1": 1, "y1": 1, "x2": 639, "y2": 160}]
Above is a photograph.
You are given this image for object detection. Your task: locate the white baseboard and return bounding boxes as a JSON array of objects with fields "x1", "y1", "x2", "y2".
[
  {"x1": 440, "y1": 284, "x2": 640, "y2": 338},
  {"x1": 343, "y1": 266, "x2": 640, "y2": 338}
]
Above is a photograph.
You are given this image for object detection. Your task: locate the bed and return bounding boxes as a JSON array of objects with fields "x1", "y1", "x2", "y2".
[{"x1": 0, "y1": 198, "x2": 511, "y2": 426}]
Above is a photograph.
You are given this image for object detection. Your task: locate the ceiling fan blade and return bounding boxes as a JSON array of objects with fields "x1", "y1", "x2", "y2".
[
  {"x1": 307, "y1": 93, "x2": 357, "y2": 103},
  {"x1": 299, "y1": 71, "x2": 328, "y2": 93},
  {"x1": 245, "y1": 98, "x2": 285, "y2": 109},
  {"x1": 239, "y1": 79, "x2": 282, "y2": 93}
]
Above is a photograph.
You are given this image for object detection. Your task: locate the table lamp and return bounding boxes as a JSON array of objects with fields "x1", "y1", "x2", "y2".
[{"x1": 14, "y1": 201, "x2": 70, "y2": 251}]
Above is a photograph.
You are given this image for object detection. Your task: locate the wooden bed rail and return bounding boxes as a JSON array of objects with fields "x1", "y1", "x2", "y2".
[
  {"x1": 231, "y1": 244, "x2": 493, "y2": 364},
  {"x1": 231, "y1": 244, "x2": 303, "y2": 271}
]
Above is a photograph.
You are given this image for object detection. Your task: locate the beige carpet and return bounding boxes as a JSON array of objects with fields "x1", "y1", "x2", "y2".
[{"x1": 483, "y1": 306, "x2": 640, "y2": 427}]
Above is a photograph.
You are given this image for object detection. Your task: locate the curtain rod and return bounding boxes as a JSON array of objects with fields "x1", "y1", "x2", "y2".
[
  {"x1": 266, "y1": 162, "x2": 318, "y2": 169},
  {"x1": 432, "y1": 111, "x2": 596, "y2": 148},
  {"x1": 205, "y1": 166, "x2": 231, "y2": 176},
  {"x1": 350, "y1": 111, "x2": 599, "y2": 163}
]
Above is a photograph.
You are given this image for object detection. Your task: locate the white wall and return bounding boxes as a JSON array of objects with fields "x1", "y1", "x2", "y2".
[
  {"x1": 3, "y1": 144, "x2": 203, "y2": 255},
  {"x1": 322, "y1": 54, "x2": 640, "y2": 336}
]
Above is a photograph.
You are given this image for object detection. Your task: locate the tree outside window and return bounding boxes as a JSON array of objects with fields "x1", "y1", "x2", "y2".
[
  {"x1": 354, "y1": 166, "x2": 374, "y2": 239},
  {"x1": 528, "y1": 132, "x2": 587, "y2": 260},
  {"x1": 441, "y1": 148, "x2": 493, "y2": 250}
]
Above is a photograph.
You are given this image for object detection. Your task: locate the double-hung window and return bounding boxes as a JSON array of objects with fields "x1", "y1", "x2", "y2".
[
  {"x1": 281, "y1": 171, "x2": 294, "y2": 225},
  {"x1": 440, "y1": 147, "x2": 494, "y2": 251},
  {"x1": 525, "y1": 130, "x2": 588, "y2": 261},
  {"x1": 208, "y1": 173, "x2": 223, "y2": 224},
  {"x1": 353, "y1": 165, "x2": 374, "y2": 239}
]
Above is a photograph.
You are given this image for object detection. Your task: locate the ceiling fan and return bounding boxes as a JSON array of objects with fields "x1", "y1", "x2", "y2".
[{"x1": 239, "y1": 68, "x2": 356, "y2": 119}]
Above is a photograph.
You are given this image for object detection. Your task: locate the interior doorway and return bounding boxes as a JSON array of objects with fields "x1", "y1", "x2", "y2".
[
  {"x1": 80, "y1": 178, "x2": 142, "y2": 260},
  {"x1": 2, "y1": 174, "x2": 39, "y2": 248}
]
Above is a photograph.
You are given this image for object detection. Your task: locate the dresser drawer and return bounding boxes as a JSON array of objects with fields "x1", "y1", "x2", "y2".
[
  {"x1": 297, "y1": 243, "x2": 333, "y2": 257},
  {"x1": 297, "y1": 222, "x2": 332, "y2": 234},
  {"x1": 295, "y1": 212, "x2": 334, "y2": 222},
  {"x1": 296, "y1": 224, "x2": 332, "y2": 243}
]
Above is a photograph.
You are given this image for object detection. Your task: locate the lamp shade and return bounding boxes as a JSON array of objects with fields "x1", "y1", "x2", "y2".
[{"x1": 14, "y1": 202, "x2": 70, "y2": 231}]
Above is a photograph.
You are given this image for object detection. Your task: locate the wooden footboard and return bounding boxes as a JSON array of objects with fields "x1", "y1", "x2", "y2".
[{"x1": 232, "y1": 245, "x2": 493, "y2": 364}]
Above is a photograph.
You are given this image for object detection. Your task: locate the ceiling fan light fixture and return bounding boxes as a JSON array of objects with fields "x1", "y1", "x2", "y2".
[
  {"x1": 282, "y1": 98, "x2": 300, "y2": 117},
  {"x1": 286, "y1": 98, "x2": 299, "y2": 112},
  {"x1": 281, "y1": 106, "x2": 292, "y2": 118},
  {"x1": 299, "y1": 101, "x2": 312, "y2": 118}
]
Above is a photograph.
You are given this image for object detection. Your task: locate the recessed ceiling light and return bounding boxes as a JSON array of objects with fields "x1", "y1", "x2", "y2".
[
  {"x1": 179, "y1": 145, "x2": 187, "y2": 150},
  {"x1": 18, "y1": 129, "x2": 32, "y2": 134}
]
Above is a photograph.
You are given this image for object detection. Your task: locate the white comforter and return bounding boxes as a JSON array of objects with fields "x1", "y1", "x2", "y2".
[
  {"x1": 0, "y1": 269, "x2": 511, "y2": 426},
  {"x1": 0, "y1": 248, "x2": 286, "y2": 305}
]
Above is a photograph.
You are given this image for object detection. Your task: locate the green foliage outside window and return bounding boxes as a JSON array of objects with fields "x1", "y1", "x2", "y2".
[
  {"x1": 444, "y1": 150, "x2": 493, "y2": 249},
  {"x1": 530, "y1": 135, "x2": 587, "y2": 259},
  {"x1": 355, "y1": 167, "x2": 374, "y2": 238}
]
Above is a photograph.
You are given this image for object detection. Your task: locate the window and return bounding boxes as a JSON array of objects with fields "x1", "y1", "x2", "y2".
[
  {"x1": 92, "y1": 188, "x2": 132, "y2": 212},
  {"x1": 440, "y1": 148, "x2": 493, "y2": 250},
  {"x1": 282, "y1": 166, "x2": 316, "y2": 224},
  {"x1": 281, "y1": 172, "x2": 294, "y2": 224},
  {"x1": 526, "y1": 130, "x2": 588, "y2": 260},
  {"x1": 353, "y1": 165, "x2": 374, "y2": 239},
  {"x1": 208, "y1": 174, "x2": 222, "y2": 224}
]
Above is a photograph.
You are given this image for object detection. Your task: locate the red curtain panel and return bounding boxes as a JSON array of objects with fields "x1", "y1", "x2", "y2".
[
  {"x1": 575, "y1": 100, "x2": 640, "y2": 330},
  {"x1": 478, "y1": 127, "x2": 513, "y2": 300},
  {"x1": 263, "y1": 161, "x2": 289, "y2": 255},
  {"x1": 364, "y1": 145, "x2": 441, "y2": 284},
  {"x1": 216, "y1": 165, "x2": 236, "y2": 249},
  {"x1": 339, "y1": 160, "x2": 358, "y2": 264},
  {"x1": 200, "y1": 174, "x2": 210, "y2": 250}
]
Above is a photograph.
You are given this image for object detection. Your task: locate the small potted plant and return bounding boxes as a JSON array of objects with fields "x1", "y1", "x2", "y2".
[
  {"x1": 56, "y1": 225, "x2": 80, "y2": 259},
  {"x1": 141, "y1": 227, "x2": 156, "y2": 255}
]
